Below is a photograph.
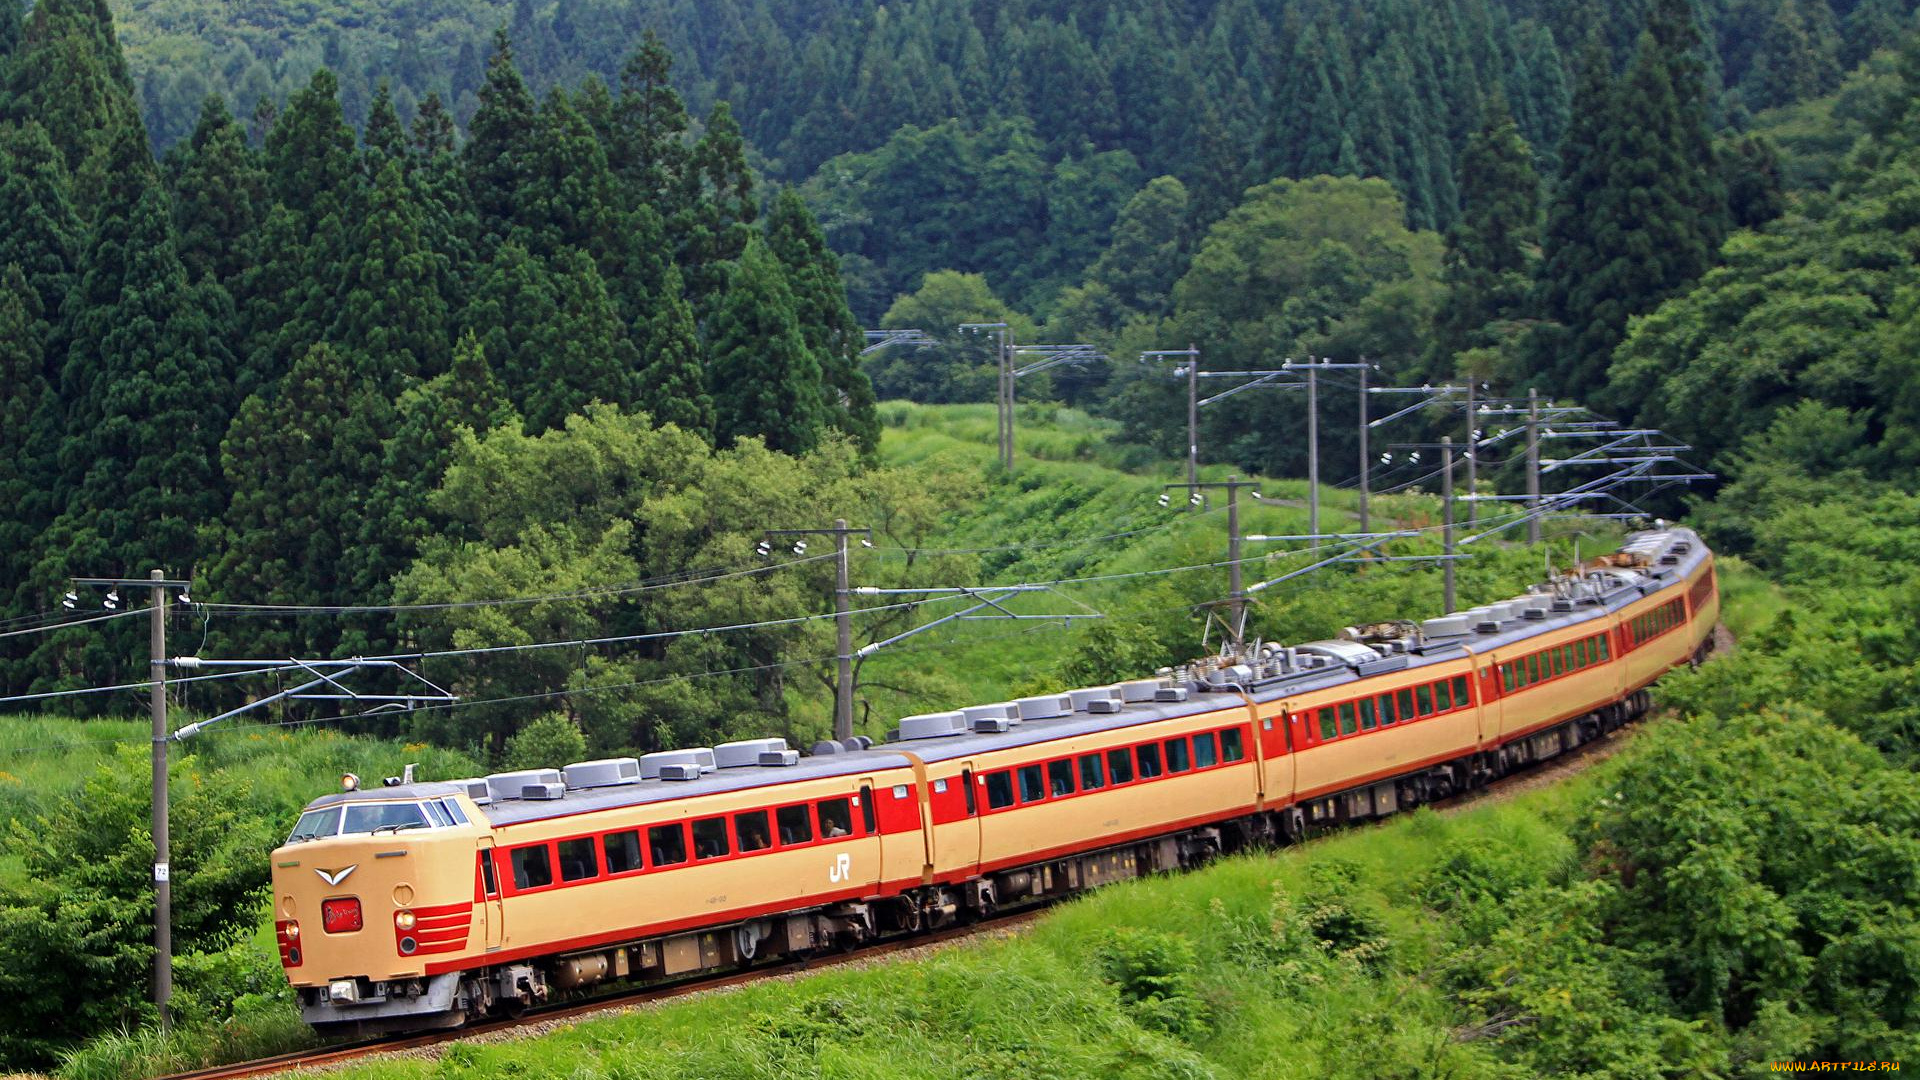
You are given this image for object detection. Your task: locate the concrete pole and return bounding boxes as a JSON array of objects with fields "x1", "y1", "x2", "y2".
[
  {"x1": 1306, "y1": 364, "x2": 1319, "y2": 552},
  {"x1": 1357, "y1": 362, "x2": 1370, "y2": 534},
  {"x1": 1441, "y1": 440, "x2": 1457, "y2": 614},
  {"x1": 1464, "y1": 380, "x2": 1478, "y2": 527},
  {"x1": 149, "y1": 569, "x2": 171, "y2": 1030},
  {"x1": 1227, "y1": 477, "x2": 1243, "y2": 647},
  {"x1": 1527, "y1": 387, "x2": 1542, "y2": 545},
  {"x1": 1186, "y1": 345, "x2": 1199, "y2": 501},
  {"x1": 833, "y1": 520, "x2": 853, "y2": 742}
]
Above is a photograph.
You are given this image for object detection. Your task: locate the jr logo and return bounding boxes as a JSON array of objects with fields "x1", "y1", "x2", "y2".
[{"x1": 828, "y1": 852, "x2": 851, "y2": 884}]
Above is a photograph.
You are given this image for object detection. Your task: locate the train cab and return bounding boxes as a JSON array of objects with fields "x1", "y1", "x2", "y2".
[{"x1": 270, "y1": 776, "x2": 492, "y2": 1034}]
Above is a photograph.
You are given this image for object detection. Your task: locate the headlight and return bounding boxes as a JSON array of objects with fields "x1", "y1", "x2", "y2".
[
  {"x1": 395, "y1": 910, "x2": 416, "y2": 931},
  {"x1": 285, "y1": 922, "x2": 300, "y2": 940}
]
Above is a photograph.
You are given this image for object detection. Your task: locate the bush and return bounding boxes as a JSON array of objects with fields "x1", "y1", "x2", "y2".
[
  {"x1": 501, "y1": 712, "x2": 588, "y2": 770},
  {"x1": 1096, "y1": 928, "x2": 1211, "y2": 1039}
]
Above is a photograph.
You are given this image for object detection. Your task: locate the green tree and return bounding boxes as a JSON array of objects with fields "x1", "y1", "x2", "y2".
[
  {"x1": 1430, "y1": 101, "x2": 1539, "y2": 368},
  {"x1": 764, "y1": 187, "x2": 880, "y2": 460},
  {"x1": 0, "y1": 120, "x2": 80, "y2": 321},
  {"x1": 677, "y1": 100, "x2": 756, "y2": 306},
  {"x1": 2, "y1": 0, "x2": 142, "y2": 215},
  {"x1": 1084, "y1": 175, "x2": 1192, "y2": 319},
  {"x1": 1536, "y1": 4, "x2": 1727, "y2": 405},
  {"x1": 0, "y1": 264, "x2": 55, "y2": 654},
  {"x1": 464, "y1": 27, "x2": 537, "y2": 238},
  {"x1": 167, "y1": 94, "x2": 266, "y2": 290},
  {"x1": 635, "y1": 264, "x2": 714, "y2": 440},
  {"x1": 502, "y1": 712, "x2": 589, "y2": 770},
  {"x1": 362, "y1": 80, "x2": 406, "y2": 165},
  {"x1": 208, "y1": 342, "x2": 397, "y2": 655},
  {"x1": 612, "y1": 30, "x2": 689, "y2": 206},
  {"x1": 327, "y1": 156, "x2": 450, "y2": 387},
  {"x1": 463, "y1": 241, "x2": 638, "y2": 433},
  {"x1": 53, "y1": 122, "x2": 234, "y2": 580},
  {"x1": 708, "y1": 237, "x2": 824, "y2": 453},
  {"x1": 872, "y1": 270, "x2": 1031, "y2": 404}
]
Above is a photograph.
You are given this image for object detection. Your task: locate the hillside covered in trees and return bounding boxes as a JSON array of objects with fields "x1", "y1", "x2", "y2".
[{"x1": 107, "y1": 0, "x2": 1912, "y2": 320}]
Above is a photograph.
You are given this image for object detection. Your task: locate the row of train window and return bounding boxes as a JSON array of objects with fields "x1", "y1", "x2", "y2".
[
  {"x1": 1687, "y1": 567, "x2": 1717, "y2": 615},
  {"x1": 980, "y1": 727, "x2": 1248, "y2": 811},
  {"x1": 1500, "y1": 632, "x2": 1610, "y2": 693},
  {"x1": 1627, "y1": 598, "x2": 1686, "y2": 648},
  {"x1": 1312, "y1": 674, "x2": 1473, "y2": 741},
  {"x1": 504, "y1": 790, "x2": 878, "y2": 892}
]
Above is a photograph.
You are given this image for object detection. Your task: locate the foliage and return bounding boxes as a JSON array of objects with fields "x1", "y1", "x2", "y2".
[{"x1": 501, "y1": 712, "x2": 589, "y2": 771}]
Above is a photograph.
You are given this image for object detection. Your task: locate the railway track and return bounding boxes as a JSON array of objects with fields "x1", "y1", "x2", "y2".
[{"x1": 157, "y1": 625, "x2": 1732, "y2": 1080}]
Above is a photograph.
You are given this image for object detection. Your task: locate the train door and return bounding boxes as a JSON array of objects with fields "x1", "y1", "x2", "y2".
[
  {"x1": 476, "y1": 838, "x2": 504, "y2": 951},
  {"x1": 857, "y1": 779, "x2": 883, "y2": 889},
  {"x1": 936, "y1": 762, "x2": 982, "y2": 878}
]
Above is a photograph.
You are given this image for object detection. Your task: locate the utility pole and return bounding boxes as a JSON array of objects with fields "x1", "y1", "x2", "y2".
[
  {"x1": 1306, "y1": 363, "x2": 1319, "y2": 549},
  {"x1": 998, "y1": 327, "x2": 1013, "y2": 471},
  {"x1": 1441, "y1": 439, "x2": 1457, "y2": 614},
  {"x1": 149, "y1": 570, "x2": 169, "y2": 1030},
  {"x1": 69, "y1": 572, "x2": 191, "y2": 1028},
  {"x1": 1464, "y1": 380, "x2": 1478, "y2": 527},
  {"x1": 1167, "y1": 476, "x2": 1261, "y2": 650},
  {"x1": 1357, "y1": 362, "x2": 1370, "y2": 534},
  {"x1": 762, "y1": 523, "x2": 871, "y2": 741},
  {"x1": 1526, "y1": 388, "x2": 1542, "y2": 545},
  {"x1": 1186, "y1": 345, "x2": 1199, "y2": 496}
]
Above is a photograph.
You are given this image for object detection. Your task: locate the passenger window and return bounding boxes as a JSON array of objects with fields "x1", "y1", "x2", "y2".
[
  {"x1": 510, "y1": 845, "x2": 553, "y2": 890},
  {"x1": 648, "y1": 824, "x2": 687, "y2": 866},
  {"x1": 1079, "y1": 753, "x2": 1106, "y2": 791},
  {"x1": 1600, "y1": 635, "x2": 1611, "y2": 659},
  {"x1": 1193, "y1": 732, "x2": 1218, "y2": 767},
  {"x1": 860, "y1": 787, "x2": 877, "y2": 834},
  {"x1": 1018, "y1": 764, "x2": 1046, "y2": 803},
  {"x1": 1377, "y1": 694, "x2": 1397, "y2": 726},
  {"x1": 1436, "y1": 680, "x2": 1454, "y2": 711},
  {"x1": 985, "y1": 771, "x2": 1014, "y2": 809},
  {"x1": 776, "y1": 805, "x2": 812, "y2": 845},
  {"x1": 1165, "y1": 738, "x2": 1191, "y2": 772},
  {"x1": 1500, "y1": 664, "x2": 1514, "y2": 692},
  {"x1": 1452, "y1": 676, "x2": 1470, "y2": 705},
  {"x1": 1047, "y1": 759, "x2": 1076, "y2": 797},
  {"x1": 604, "y1": 830, "x2": 642, "y2": 873},
  {"x1": 1358, "y1": 698, "x2": 1377, "y2": 731},
  {"x1": 817, "y1": 798, "x2": 854, "y2": 839},
  {"x1": 1220, "y1": 728, "x2": 1245, "y2": 762},
  {"x1": 1137, "y1": 743, "x2": 1164, "y2": 778},
  {"x1": 734, "y1": 812, "x2": 771, "y2": 853},
  {"x1": 692, "y1": 817, "x2": 730, "y2": 859},
  {"x1": 1397, "y1": 689, "x2": 1415, "y2": 720},
  {"x1": 1319, "y1": 707, "x2": 1338, "y2": 740},
  {"x1": 558, "y1": 837, "x2": 598, "y2": 882},
  {"x1": 1338, "y1": 702, "x2": 1357, "y2": 735},
  {"x1": 1106, "y1": 749, "x2": 1134, "y2": 784}
]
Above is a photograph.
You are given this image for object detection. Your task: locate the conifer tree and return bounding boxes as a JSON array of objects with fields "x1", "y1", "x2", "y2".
[
  {"x1": 262, "y1": 68, "x2": 356, "y2": 217},
  {"x1": 463, "y1": 241, "x2": 637, "y2": 433},
  {"x1": 209, "y1": 342, "x2": 396, "y2": 655},
  {"x1": 1432, "y1": 101, "x2": 1538, "y2": 363},
  {"x1": 409, "y1": 92, "x2": 456, "y2": 157},
  {"x1": 169, "y1": 94, "x2": 266, "y2": 289},
  {"x1": 678, "y1": 100, "x2": 756, "y2": 306},
  {"x1": 56, "y1": 123, "x2": 234, "y2": 576},
  {"x1": 3, "y1": 0, "x2": 141, "y2": 212},
  {"x1": 763, "y1": 187, "x2": 879, "y2": 460},
  {"x1": 613, "y1": 30, "x2": 690, "y2": 203},
  {"x1": 0, "y1": 264, "x2": 54, "y2": 621},
  {"x1": 0, "y1": 120, "x2": 80, "y2": 321},
  {"x1": 0, "y1": 0, "x2": 20, "y2": 61},
  {"x1": 635, "y1": 264, "x2": 713, "y2": 440},
  {"x1": 328, "y1": 156, "x2": 450, "y2": 386},
  {"x1": 363, "y1": 81, "x2": 407, "y2": 165},
  {"x1": 1536, "y1": 3, "x2": 1727, "y2": 402},
  {"x1": 708, "y1": 236, "x2": 825, "y2": 454},
  {"x1": 373, "y1": 330, "x2": 517, "y2": 555},
  {"x1": 464, "y1": 27, "x2": 536, "y2": 238},
  {"x1": 516, "y1": 87, "x2": 622, "y2": 264}
]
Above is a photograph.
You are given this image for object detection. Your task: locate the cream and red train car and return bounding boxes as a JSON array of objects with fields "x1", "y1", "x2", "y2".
[{"x1": 270, "y1": 528, "x2": 1717, "y2": 1034}]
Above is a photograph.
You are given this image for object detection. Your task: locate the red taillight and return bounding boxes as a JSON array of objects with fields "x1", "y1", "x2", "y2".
[{"x1": 321, "y1": 898, "x2": 363, "y2": 934}]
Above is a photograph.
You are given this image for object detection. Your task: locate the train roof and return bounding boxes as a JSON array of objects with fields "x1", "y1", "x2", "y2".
[{"x1": 308, "y1": 529, "x2": 1709, "y2": 829}]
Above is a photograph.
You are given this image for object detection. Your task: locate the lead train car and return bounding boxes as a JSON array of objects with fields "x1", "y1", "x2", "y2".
[{"x1": 271, "y1": 527, "x2": 1718, "y2": 1034}]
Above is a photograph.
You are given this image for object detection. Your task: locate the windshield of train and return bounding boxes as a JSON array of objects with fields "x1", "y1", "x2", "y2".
[
  {"x1": 342, "y1": 802, "x2": 433, "y2": 835},
  {"x1": 287, "y1": 806, "x2": 342, "y2": 844}
]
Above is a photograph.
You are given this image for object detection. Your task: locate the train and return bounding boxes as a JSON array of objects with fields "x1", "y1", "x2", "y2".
[{"x1": 270, "y1": 526, "x2": 1717, "y2": 1035}]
